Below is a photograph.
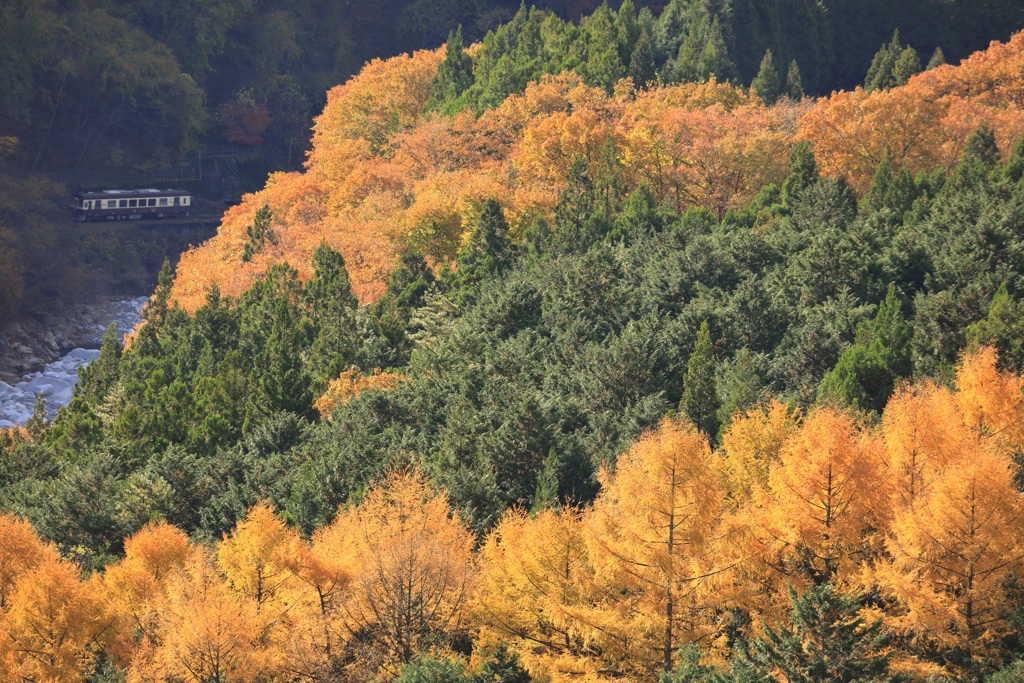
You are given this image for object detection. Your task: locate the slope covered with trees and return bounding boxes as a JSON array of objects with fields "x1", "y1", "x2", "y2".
[
  {"x1": 4, "y1": 5, "x2": 1024, "y2": 683},
  {"x1": 2, "y1": 349, "x2": 1024, "y2": 682},
  {"x1": 169, "y1": 25, "x2": 1024, "y2": 306}
]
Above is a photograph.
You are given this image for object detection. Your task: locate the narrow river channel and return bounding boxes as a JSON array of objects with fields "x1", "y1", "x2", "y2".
[{"x1": 0, "y1": 297, "x2": 147, "y2": 426}]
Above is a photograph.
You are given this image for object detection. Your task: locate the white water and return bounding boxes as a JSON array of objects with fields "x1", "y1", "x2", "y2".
[{"x1": 0, "y1": 297, "x2": 148, "y2": 427}]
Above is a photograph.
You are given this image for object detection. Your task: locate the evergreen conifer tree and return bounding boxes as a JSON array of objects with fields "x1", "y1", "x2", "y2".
[
  {"x1": 78, "y1": 322, "x2": 123, "y2": 400},
  {"x1": 242, "y1": 204, "x2": 278, "y2": 263},
  {"x1": 818, "y1": 285, "x2": 911, "y2": 413},
  {"x1": 628, "y1": 29, "x2": 656, "y2": 88},
  {"x1": 681, "y1": 320, "x2": 720, "y2": 438},
  {"x1": 426, "y1": 27, "x2": 475, "y2": 113},
  {"x1": 1005, "y1": 134, "x2": 1024, "y2": 184},
  {"x1": 735, "y1": 585, "x2": 893, "y2": 683},
  {"x1": 583, "y1": 4, "x2": 626, "y2": 93},
  {"x1": 786, "y1": 59, "x2": 804, "y2": 99},
  {"x1": 751, "y1": 49, "x2": 780, "y2": 104},
  {"x1": 305, "y1": 243, "x2": 361, "y2": 390},
  {"x1": 926, "y1": 46, "x2": 946, "y2": 69},
  {"x1": 892, "y1": 46, "x2": 921, "y2": 86},
  {"x1": 864, "y1": 30, "x2": 903, "y2": 91},
  {"x1": 614, "y1": 0, "x2": 641, "y2": 65},
  {"x1": 782, "y1": 142, "x2": 819, "y2": 208},
  {"x1": 532, "y1": 446, "x2": 561, "y2": 511},
  {"x1": 26, "y1": 393, "x2": 47, "y2": 442},
  {"x1": 459, "y1": 199, "x2": 511, "y2": 278}
]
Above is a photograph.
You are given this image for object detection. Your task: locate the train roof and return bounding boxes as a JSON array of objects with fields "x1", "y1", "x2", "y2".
[{"x1": 74, "y1": 188, "x2": 190, "y2": 198}]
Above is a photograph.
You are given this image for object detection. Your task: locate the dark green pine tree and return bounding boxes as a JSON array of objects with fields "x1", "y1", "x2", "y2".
[
  {"x1": 472, "y1": 645, "x2": 532, "y2": 683},
  {"x1": 608, "y1": 182, "x2": 662, "y2": 243},
  {"x1": 137, "y1": 258, "x2": 175, "y2": 351},
  {"x1": 614, "y1": 0, "x2": 641, "y2": 66},
  {"x1": 751, "y1": 49, "x2": 780, "y2": 104},
  {"x1": 864, "y1": 30, "x2": 906, "y2": 92},
  {"x1": 426, "y1": 26, "x2": 475, "y2": 113},
  {"x1": 532, "y1": 446, "x2": 561, "y2": 511},
  {"x1": 782, "y1": 141, "x2": 819, "y2": 208},
  {"x1": 583, "y1": 3, "x2": 626, "y2": 94},
  {"x1": 652, "y1": 0, "x2": 689, "y2": 64},
  {"x1": 305, "y1": 242, "x2": 361, "y2": 390},
  {"x1": 681, "y1": 320, "x2": 720, "y2": 438},
  {"x1": 699, "y1": 15, "x2": 733, "y2": 82},
  {"x1": 786, "y1": 59, "x2": 804, "y2": 99},
  {"x1": 926, "y1": 46, "x2": 946, "y2": 70},
  {"x1": 892, "y1": 47, "x2": 921, "y2": 86},
  {"x1": 238, "y1": 265, "x2": 314, "y2": 432},
  {"x1": 628, "y1": 28, "x2": 656, "y2": 88},
  {"x1": 735, "y1": 585, "x2": 894, "y2": 683},
  {"x1": 943, "y1": 125, "x2": 1001, "y2": 193},
  {"x1": 551, "y1": 157, "x2": 607, "y2": 255},
  {"x1": 818, "y1": 285, "x2": 911, "y2": 414},
  {"x1": 966, "y1": 283, "x2": 1024, "y2": 372},
  {"x1": 77, "y1": 322, "x2": 123, "y2": 400},
  {"x1": 242, "y1": 204, "x2": 277, "y2": 263},
  {"x1": 673, "y1": 11, "x2": 734, "y2": 84},
  {"x1": 26, "y1": 393, "x2": 48, "y2": 442},
  {"x1": 1005, "y1": 133, "x2": 1024, "y2": 184},
  {"x1": 459, "y1": 199, "x2": 511, "y2": 278},
  {"x1": 862, "y1": 157, "x2": 894, "y2": 213}
]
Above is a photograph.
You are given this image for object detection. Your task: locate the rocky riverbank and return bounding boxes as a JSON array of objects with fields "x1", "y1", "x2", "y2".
[{"x1": 0, "y1": 297, "x2": 148, "y2": 425}]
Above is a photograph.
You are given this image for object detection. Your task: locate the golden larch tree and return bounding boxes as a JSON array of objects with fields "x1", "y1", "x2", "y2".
[
  {"x1": 880, "y1": 380, "x2": 968, "y2": 509},
  {"x1": 2, "y1": 542, "x2": 107, "y2": 682},
  {"x1": 104, "y1": 521, "x2": 191, "y2": 662},
  {"x1": 758, "y1": 407, "x2": 890, "y2": 585},
  {"x1": 338, "y1": 470, "x2": 476, "y2": 672},
  {"x1": 474, "y1": 506, "x2": 601, "y2": 682},
  {"x1": 141, "y1": 548, "x2": 270, "y2": 683},
  {"x1": 585, "y1": 417, "x2": 730, "y2": 676},
  {"x1": 719, "y1": 399, "x2": 799, "y2": 505},
  {"x1": 874, "y1": 442, "x2": 1024, "y2": 672}
]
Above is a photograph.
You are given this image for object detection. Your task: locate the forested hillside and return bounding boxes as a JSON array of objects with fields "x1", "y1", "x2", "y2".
[{"x1": 4, "y1": 3, "x2": 1024, "y2": 682}]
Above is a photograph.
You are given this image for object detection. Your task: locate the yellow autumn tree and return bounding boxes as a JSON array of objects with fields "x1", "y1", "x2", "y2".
[
  {"x1": 763, "y1": 407, "x2": 890, "y2": 580},
  {"x1": 585, "y1": 417, "x2": 730, "y2": 676},
  {"x1": 475, "y1": 506, "x2": 601, "y2": 682},
  {"x1": 104, "y1": 521, "x2": 191, "y2": 662},
  {"x1": 1, "y1": 542, "x2": 107, "y2": 683},
  {"x1": 955, "y1": 346, "x2": 1024, "y2": 454},
  {"x1": 874, "y1": 441, "x2": 1024, "y2": 673},
  {"x1": 0, "y1": 512, "x2": 50, "y2": 611},
  {"x1": 137, "y1": 547, "x2": 269, "y2": 683},
  {"x1": 336, "y1": 470, "x2": 476, "y2": 674},
  {"x1": 731, "y1": 407, "x2": 890, "y2": 628},
  {"x1": 720, "y1": 400, "x2": 799, "y2": 504},
  {"x1": 285, "y1": 520, "x2": 358, "y2": 679},
  {"x1": 880, "y1": 380, "x2": 967, "y2": 509}
]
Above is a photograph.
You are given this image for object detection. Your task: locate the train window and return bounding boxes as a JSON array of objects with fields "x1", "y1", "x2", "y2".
[
  {"x1": 183, "y1": 197, "x2": 190, "y2": 205},
  {"x1": 159, "y1": 198, "x2": 168, "y2": 206},
  {"x1": 130, "y1": 199, "x2": 138, "y2": 207},
  {"x1": 119, "y1": 200, "x2": 128, "y2": 208}
]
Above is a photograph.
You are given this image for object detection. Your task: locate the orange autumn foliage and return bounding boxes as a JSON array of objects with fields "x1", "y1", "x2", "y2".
[
  {"x1": 171, "y1": 32, "x2": 1024, "y2": 309},
  {"x1": 0, "y1": 513, "x2": 108, "y2": 683},
  {"x1": 585, "y1": 417, "x2": 730, "y2": 676},
  {"x1": 800, "y1": 32, "x2": 1024, "y2": 193},
  {"x1": 314, "y1": 367, "x2": 408, "y2": 417},
  {"x1": 475, "y1": 507, "x2": 602, "y2": 683}
]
